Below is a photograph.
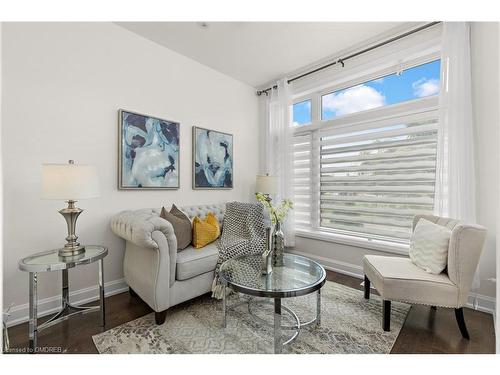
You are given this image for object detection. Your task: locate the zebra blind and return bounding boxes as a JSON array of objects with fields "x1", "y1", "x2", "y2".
[
  {"x1": 292, "y1": 109, "x2": 439, "y2": 243},
  {"x1": 319, "y1": 114, "x2": 438, "y2": 242},
  {"x1": 292, "y1": 132, "x2": 314, "y2": 229}
]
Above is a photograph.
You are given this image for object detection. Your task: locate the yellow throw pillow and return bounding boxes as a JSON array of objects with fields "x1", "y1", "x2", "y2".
[
  {"x1": 206, "y1": 212, "x2": 221, "y2": 237},
  {"x1": 192, "y1": 212, "x2": 221, "y2": 249}
]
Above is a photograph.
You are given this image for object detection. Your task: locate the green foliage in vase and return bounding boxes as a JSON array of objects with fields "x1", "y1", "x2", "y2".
[{"x1": 255, "y1": 192, "x2": 294, "y2": 225}]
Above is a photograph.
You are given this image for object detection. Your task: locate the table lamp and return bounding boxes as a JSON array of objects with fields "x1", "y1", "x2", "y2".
[
  {"x1": 42, "y1": 160, "x2": 100, "y2": 257},
  {"x1": 256, "y1": 173, "x2": 278, "y2": 198},
  {"x1": 256, "y1": 173, "x2": 279, "y2": 222}
]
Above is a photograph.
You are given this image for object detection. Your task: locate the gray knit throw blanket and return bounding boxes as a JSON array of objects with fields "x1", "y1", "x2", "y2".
[{"x1": 211, "y1": 202, "x2": 266, "y2": 299}]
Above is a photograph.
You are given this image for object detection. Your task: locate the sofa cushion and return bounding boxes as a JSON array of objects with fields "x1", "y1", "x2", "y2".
[
  {"x1": 160, "y1": 205, "x2": 192, "y2": 250},
  {"x1": 409, "y1": 218, "x2": 451, "y2": 274},
  {"x1": 176, "y1": 243, "x2": 219, "y2": 281},
  {"x1": 363, "y1": 255, "x2": 459, "y2": 307}
]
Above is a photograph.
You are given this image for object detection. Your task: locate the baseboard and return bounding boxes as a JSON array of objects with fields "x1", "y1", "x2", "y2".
[
  {"x1": 289, "y1": 249, "x2": 496, "y2": 316},
  {"x1": 290, "y1": 249, "x2": 364, "y2": 279},
  {"x1": 466, "y1": 293, "x2": 496, "y2": 315},
  {"x1": 6, "y1": 278, "x2": 129, "y2": 328}
]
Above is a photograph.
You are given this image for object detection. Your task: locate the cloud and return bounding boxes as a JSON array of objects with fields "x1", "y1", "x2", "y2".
[
  {"x1": 322, "y1": 85, "x2": 386, "y2": 117},
  {"x1": 412, "y1": 78, "x2": 440, "y2": 98},
  {"x1": 293, "y1": 100, "x2": 312, "y2": 126}
]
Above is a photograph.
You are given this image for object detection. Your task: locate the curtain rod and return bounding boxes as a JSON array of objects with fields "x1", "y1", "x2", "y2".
[{"x1": 256, "y1": 21, "x2": 441, "y2": 96}]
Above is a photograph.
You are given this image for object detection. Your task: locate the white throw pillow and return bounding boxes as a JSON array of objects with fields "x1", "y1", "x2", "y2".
[{"x1": 409, "y1": 218, "x2": 451, "y2": 274}]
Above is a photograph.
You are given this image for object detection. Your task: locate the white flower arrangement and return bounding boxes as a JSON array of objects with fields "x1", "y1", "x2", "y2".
[{"x1": 255, "y1": 192, "x2": 293, "y2": 225}]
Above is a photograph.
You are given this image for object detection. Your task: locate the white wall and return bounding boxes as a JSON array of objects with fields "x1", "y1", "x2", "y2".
[
  {"x1": 0, "y1": 22, "x2": 4, "y2": 329},
  {"x1": 470, "y1": 22, "x2": 499, "y2": 306},
  {"x1": 497, "y1": 25, "x2": 500, "y2": 350},
  {"x1": 1, "y1": 23, "x2": 259, "y2": 314},
  {"x1": 288, "y1": 22, "x2": 499, "y2": 314}
]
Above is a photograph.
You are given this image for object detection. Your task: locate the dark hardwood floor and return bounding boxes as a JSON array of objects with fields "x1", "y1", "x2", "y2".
[
  {"x1": 5, "y1": 270, "x2": 496, "y2": 354},
  {"x1": 326, "y1": 271, "x2": 496, "y2": 354}
]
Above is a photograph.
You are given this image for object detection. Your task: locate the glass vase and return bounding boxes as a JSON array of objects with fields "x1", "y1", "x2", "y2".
[
  {"x1": 272, "y1": 220, "x2": 285, "y2": 267},
  {"x1": 261, "y1": 227, "x2": 273, "y2": 274}
]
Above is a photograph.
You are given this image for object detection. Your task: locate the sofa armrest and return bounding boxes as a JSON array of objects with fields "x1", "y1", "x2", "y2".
[
  {"x1": 111, "y1": 209, "x2": 178, "y2": 286},
  {"x1": 111, "y1": 209, "x2": 177, "y2": 250}
]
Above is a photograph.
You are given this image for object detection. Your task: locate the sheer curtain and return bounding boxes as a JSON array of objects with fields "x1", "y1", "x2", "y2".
[
  {"x1": 434, "y1": 22, "x2": 476, "y2": 223},
  {"x1": 434, "y1": 22, "x2": 480, "y2": 295},
  {"x1": 266, "y1": 78, "x2": 295, "y2": 247}
]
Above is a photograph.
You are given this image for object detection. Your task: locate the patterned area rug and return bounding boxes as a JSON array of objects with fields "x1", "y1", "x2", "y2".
[{"x1": 93, "y1": 281, "x2": 410, "y2": 354}]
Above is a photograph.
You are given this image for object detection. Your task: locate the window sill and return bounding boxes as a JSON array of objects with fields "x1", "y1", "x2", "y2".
[{"x1": 295, "y1": 229, "x2": 409, "y2": 255}]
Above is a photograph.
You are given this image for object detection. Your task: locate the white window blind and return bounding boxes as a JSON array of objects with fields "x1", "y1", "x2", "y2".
[
  {"x1": 293, "y1": 107, "x2": 439, "y2": 243},
  {"x1": 292, "y1": 133, "x2": 314, "y2": 229}
]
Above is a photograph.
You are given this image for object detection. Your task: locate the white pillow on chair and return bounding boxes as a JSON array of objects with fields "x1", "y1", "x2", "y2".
[{"x1": 409, "y1": 218, "x2": 451, "y2": 274}]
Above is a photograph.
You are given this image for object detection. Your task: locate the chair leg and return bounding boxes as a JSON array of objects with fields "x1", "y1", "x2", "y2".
[
  {"x1": 364, "y1": 275, "x2": 370, "y2": 299},
  {"x1": 382, "y1": 300, "x2": 391, "y2": 331},
  {"x1": 454, "y1": 308, "x2": 470, "y2": 339},
  {"x1": 155, "y1": 310, "x2": 167, "y2": 325}
]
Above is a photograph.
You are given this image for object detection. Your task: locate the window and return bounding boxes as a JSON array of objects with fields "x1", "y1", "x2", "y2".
[
  {"x1": 293, "y1": 99, "x2": 312, "y2": 126},
  {"x1": 321, "y1": 60, "x2": 441, "y2": 121},
  {"x1": 292, "y1": 59, "x2": 440, "y2": 244}
]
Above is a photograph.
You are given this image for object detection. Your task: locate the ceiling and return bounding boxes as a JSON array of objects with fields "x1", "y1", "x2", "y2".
[{"x1": 117, "y1": 22, "x2": 405, "y2": 88}]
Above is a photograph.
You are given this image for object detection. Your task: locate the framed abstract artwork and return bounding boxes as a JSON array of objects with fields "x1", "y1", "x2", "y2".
[
  {"x1": 192, "y1": 126, "x2": 233, "y2": 189},
  {"x1": 118, "y1": 109, "x2": 180, "y2": 189}
]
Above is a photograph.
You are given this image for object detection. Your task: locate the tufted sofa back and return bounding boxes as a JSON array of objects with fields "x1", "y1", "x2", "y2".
[
  {"x1": 144, "y1": 203, "x2": 226, "y2": 223},
  {"x1": 179, "y1": 203, "x2": 226, "y2": 223}
]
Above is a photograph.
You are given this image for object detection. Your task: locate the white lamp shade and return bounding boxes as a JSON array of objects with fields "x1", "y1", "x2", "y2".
[
  {"x1": 42, "y1": 163, "x2": 100, "y2": 200},
  {"x1": 256, "y1": 174, "x2": 279, "y2": 194}
]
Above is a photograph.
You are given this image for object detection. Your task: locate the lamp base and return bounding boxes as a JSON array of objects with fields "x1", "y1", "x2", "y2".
[
  {"x1": 58, "y1": 246, "x2": 85, "y2": 257},
  {"x1": 58, "y1": 200, "x2": 86, "y2": 257}
]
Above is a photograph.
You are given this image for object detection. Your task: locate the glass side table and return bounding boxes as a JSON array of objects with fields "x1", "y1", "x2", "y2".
[{"x1": 18, "y1": 245, "x2": 108, "y2": 353}]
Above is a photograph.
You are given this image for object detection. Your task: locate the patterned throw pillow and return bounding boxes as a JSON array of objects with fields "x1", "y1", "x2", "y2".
[
  {"x1": 409, "y1": 218, "x2": 451, "y2": 274},
  {"x1": 160, "y1": 204, "x2": 192, "y2": 250},
  {"x1": 192, "y1": 212, "x2": 221, "y2": 249}
]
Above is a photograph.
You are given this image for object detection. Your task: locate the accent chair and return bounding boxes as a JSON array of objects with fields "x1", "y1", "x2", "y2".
[{"x1": 363, "y1": 214, "x2": 487, "y2": 339}]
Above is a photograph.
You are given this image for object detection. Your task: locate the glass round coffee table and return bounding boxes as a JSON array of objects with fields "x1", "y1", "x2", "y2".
[{"x1": 219, "y1": 253, "x2": 326, "y2": 354}]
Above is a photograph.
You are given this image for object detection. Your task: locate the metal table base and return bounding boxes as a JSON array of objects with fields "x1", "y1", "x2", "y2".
[
  {"x1": 28, "y1": 259, "x2": 105, "y2": 353},
  {"x1": 221, "y1": 286, "x2": 321, "y2": 354}
]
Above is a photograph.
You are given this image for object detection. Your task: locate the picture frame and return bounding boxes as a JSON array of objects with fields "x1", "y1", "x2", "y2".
[
  {"x1": 118, "y1": 109, "x2": 180, "y2": 190},
  {"x1": 192, "y1": 126, "x2": 233, "y2": 189}
]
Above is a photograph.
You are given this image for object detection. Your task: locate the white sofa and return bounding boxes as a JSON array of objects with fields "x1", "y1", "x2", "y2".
[{"x1": 110, "y1": 203, "x2": 226, "y2": 324}]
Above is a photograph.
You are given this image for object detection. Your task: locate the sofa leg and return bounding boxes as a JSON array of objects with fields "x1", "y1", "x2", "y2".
[
  {"x1": 455, "y1": 308, "x2": 470, "y2": 339},
  {"x1": 382, "y1": 300, "x2": 391, "y2": 331},
  {"x1": 155, "y1": 310, "x2": 167, "y2": 325},
  {"x1": 364, "y1": 275, "x2": 370, "y2": 299}
]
